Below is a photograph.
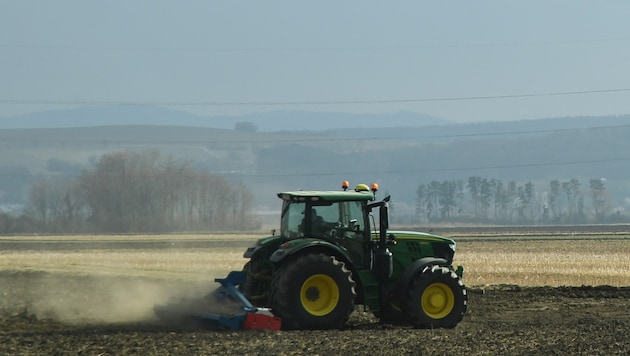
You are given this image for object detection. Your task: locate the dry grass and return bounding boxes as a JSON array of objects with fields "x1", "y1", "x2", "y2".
[
  {"x1": 455, "y1": 239, "x2": 630, "y2": 287},
  {"x1": 0, "y1": 248, "x2": 244, "y2": 281},
  {"x1": 0, "y1": 233, "x2": 259, "y2": 242},
  {"x1": 1, "y1": 235, "x2": 628, "y2": 287}
]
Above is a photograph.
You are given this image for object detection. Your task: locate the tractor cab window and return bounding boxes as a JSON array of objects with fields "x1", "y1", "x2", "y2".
[
  {"x1": 310, "y1": 203, "x2": 338, "y2": 236},
  {"x1": 340, "y1": 201, "x2": 366, "y2": 234},
  {"x1": 281, "y1": 201, "x2": 305, "y2": 238},
  {"x1": 309, "y1": 201, "x2": 368, "y2": 237}
]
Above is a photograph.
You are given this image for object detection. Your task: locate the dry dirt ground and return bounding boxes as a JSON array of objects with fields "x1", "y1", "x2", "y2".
[{"x1": 1, "y1": 271, "x2": 628, "y2": 355}]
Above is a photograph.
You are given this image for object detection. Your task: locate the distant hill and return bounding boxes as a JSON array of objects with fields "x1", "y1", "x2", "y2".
[
  {"x1": 1, "y1": 113, "x2": 629, "y2": 216},
  {"x1": 326, "y1": 115, "x2": 630, "y2": 139},
  {"x1": 0, "y1": 106, "x2": 451, "y2": 131}
]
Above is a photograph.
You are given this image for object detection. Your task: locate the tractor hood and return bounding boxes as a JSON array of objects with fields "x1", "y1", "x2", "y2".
[
  {"x1": 382, "y1": 230, "x2": 457, "y2": 264},
  {"x1": 384, "y1": 230, "x2": 456, "y2": 245}
]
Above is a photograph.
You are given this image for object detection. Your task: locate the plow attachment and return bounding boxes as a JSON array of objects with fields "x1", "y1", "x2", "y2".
[{"x1": 154, "y1": 271, "x2": 281, "y2": 331}]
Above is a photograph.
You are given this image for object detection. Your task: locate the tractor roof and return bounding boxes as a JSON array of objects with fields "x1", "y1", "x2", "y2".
[{"x1": 277, "y1": 190, "x2": 375, "y2": 202}]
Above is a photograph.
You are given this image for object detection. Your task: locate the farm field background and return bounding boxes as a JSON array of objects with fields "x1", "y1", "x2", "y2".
[
  {"x1": 1, "y1": 228, "x2": 628, "y2": 354},
  {"x1": 1, "y1": 231, "x2": 628, "y2": 286}
]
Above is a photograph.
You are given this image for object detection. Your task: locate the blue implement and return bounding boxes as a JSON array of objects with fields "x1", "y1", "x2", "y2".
[{"x1": 154, "y1": 270, "x2": 279, "y2": 330}]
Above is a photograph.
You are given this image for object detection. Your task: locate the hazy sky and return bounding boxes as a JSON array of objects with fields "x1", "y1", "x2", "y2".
[{"x1": 3, "y1": 1, "x2": 630, "y2": 123}]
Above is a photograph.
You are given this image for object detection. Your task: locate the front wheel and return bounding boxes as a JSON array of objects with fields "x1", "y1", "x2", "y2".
[
  {"x1": 404, "y1": 265, "x2": 468, "y2": 328},
  {"x1": 270, "y1": 253, "x2": 356, "y2": 330}
]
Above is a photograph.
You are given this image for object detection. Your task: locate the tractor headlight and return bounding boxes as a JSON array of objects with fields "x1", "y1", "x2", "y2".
[{"x1": 449, "y1": 243, "x2": 456, "y2": 252}]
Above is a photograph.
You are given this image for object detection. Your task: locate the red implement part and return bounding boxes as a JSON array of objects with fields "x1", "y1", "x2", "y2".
[{"x1": 244, "y1": 312, "x2": 282, "y2": 331}]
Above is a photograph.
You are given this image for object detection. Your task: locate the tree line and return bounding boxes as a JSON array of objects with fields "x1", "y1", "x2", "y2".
[
  {"x1": 415, "y1": 176, "x2": 618, "y2": 225},
  {"x1": 0, "y1": 151, "x2": 624, "y2": 234},
  {"x1": 1, "y1": 150, "x2": 260, "y2": 233}
]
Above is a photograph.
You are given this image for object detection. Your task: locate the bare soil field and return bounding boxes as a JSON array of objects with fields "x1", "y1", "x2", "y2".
[{"x1": 1, "y1": 230, "x2": 628, "y2": 355}]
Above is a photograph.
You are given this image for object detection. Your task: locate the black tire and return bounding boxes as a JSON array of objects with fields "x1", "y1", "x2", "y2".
[
  {"x1": 241, "y1": 259, "x2": 271, "y2": 307},
  {"x1": 270, "y1": 253, "x2": 356, "y2": 330},
  {"x1": 404, "y1": 265, "x2": 467, "y2": 328}
]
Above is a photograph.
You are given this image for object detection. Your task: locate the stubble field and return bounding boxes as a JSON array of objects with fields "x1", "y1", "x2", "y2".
[{"x1": 0, "y1": 231, "x2": 628, "y2": 355}]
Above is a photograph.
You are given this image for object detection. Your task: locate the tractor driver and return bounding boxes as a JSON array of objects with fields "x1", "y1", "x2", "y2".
[{"x1": 309, "y1": 208, "x2": 326, "y2": 237}]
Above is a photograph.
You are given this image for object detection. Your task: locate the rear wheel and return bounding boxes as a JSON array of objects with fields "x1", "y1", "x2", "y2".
[
  {"x1": 405, "y1": 265, "x2": 467, "y2": 328},
  {"x1": 241, "y1": 259, "x2": 271, "y2": 307},
  {"x1": 270, "y1": 253, "x2": 356, "y2": 330}
]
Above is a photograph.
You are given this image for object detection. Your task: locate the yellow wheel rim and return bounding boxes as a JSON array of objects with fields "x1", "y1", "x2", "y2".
[
  {"x1": 300, "y1": 274, "x2": 340, "y2": 316},
  {"x1": 421, "y1": 282, "x2": 455, "y2": 319}
]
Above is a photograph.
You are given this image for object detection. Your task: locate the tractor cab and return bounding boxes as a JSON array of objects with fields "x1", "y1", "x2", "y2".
[{"x1": 276, "y1": 183, "x2": 378, "y2": 268}]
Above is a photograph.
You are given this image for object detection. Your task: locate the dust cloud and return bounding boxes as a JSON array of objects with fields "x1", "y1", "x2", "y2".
[{"x1": 0, "y1": 270, "x2": 224, "y2": 324}]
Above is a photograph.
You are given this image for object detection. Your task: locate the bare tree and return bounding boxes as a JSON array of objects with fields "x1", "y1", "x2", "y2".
[
  {"x1": 590, "y1": 178, "x2": 611, "y2": 223},
  {"x1": 78, "y1": 150, "x2": 258, "y2": 233},
  {"x1": 548, "y1": 180, "x2": 561, "y2": 223},
  {"x1": 562, "y1": 178, "x2": 582, "y2": 223},
  {"x1": 27, "y1": 176, "x2": 85, "y2": 232}
]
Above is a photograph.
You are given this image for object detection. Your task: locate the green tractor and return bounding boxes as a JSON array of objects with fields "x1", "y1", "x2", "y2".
[{"x1": 242, "y1": 182, "x2": 467, "y2": 330}]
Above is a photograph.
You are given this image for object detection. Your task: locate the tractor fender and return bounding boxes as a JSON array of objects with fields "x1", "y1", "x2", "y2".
[
  {"x1": 243, "y1": 235, "x2": 284, "y2": 259},
  {"x1": 243, "y1": 245, "x2": 260, "y2": 259},
  {"x1": 269, "y1": 239, "x2": 348, "y2": 264},
  {"x1": 243, "y1": 243, "x2": 267, "y2": 259},
  {"x1": 394, "y1": 257, "x2": 450, "y2": 301}
]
